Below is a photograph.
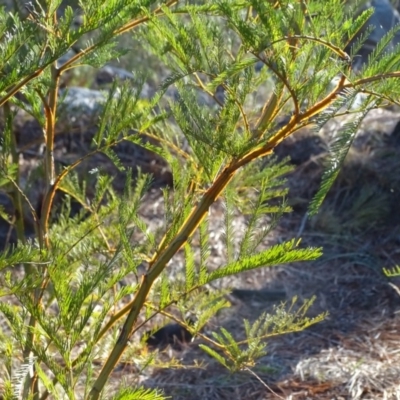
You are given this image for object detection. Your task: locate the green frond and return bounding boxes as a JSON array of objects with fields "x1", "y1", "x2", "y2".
[
  {"x1": 11, "y1": 356, "x2": 36, "y2": 400},
  {"x1": 343, "y1": 7, "x2": 375, "y2": 48},
  {"x1": 1, "y1": 381, "x2": 14, "y2": 400},
  {"x1": 383, "y1": 265, "x2": 400, "y2": 278},
  {"x1": 0, "y1": 243, "x2": 46, "y2": 271},
  {"x1": 229, "y1": 157, "x2": 292, "y2": 257},
  {"x1": 117, "y1": 172, "x2": 153, "y2": 270},
  {"x1": 91, "y1": 173, "x2": 114, "y2": 211},
  {"x1": 0, "y1": 302, "x2": 26, "y2": 345},
  {"x1": 198, "y1": 344, "x2": 228, "y2": 368},
  {"x1": 77, "y1": 41, "x2": 128, "y2": 69},
  {"x1": 184, "y1": 242, "x2": 196, "y2": 291},
  {"x1": 0, "y1": 12, "x2": 42, "y2": 91},
  {"x1": 208, "y1": 56, "x2": 257, "y2": 91},
  {"x1": 361, "y1": 25, "x2": 400, "y2": 74},
  {"x1": 309, "y1": 103, "x2": 375, "y2": 215},
  {"x1": 172, "y1": 86, "x2": 219, "y2": 154},
  {"x1": 198, "y1": 262, "x2": 209, "y2": 286},
  {"x1": 0, "y1": 104, "x2": 15, "y2": 154},
  {"x1": 111, "y1": 386, "x2": 167, "y2": 400},
  {"x1": 139, "y1": 109, "x2": 170, "y2": 132},
  {"x1": 181, "y1": 289, "x2": 230, "y2": 330},
  {"x1": 213, "y1": 327, "x2": 241, "y2": 356},
  {"x1": 102, "y1": 147, "x2": 125, "y2": 172},
  {"x1": 207, "y1": 239, "x2": 322, "y2": 282},
  {"x1": 93, "y1": 80, "x2": 148, "y2": 151},
  {"x1": 159, "y1": 68, "x2": 194, "y2": 94},
  {"x1": 10, "y1": 85, "x2": 45, "y2": 124},
  {"x1": 199, "y1": 216, "x2": 211, "y2": 269},
  {"x1": 222, "y1": 185, "x2": 236, "y2": 263},
  {"x1": 159, "y1": 274, "x2": 171, "y2": 308},
  {"x1": 201, "y1": 296, "x2": 326, "y2": 371},
  {"x1": 348, "y1": 23, "x2": 375, "y2": 59},
  {"x1": 58, "y1": 170, "x2": 89, "y2": 209}
]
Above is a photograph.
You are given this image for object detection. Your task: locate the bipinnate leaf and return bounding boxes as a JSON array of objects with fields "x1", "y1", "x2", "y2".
[
  {"x1": 111, "y1": 387, "x2": 167, "y2": 400},
  {"x1": 207, "y1": 239, "x2": 322, "y2": 282}
]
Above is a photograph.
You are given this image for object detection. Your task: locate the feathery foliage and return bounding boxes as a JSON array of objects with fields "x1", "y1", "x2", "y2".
[{"x1": 0, "y1": 0, "x2": 399, "y2": 399}]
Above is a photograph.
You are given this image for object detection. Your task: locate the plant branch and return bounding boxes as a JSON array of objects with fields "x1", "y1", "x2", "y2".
[
  {"x1": 39, "y1": 65, "x2": 59, "y2": 250},
  {"x1": 88, "y1": 163, "x2": 237, "y2": 398},
  {"x1": 58, "y1": 0, "x2": 179, "y2": 74},
  {"x1": 0, "y1": 68, "x2": 44, "y2": 108},
  {"x1": 255, "y1": 52, "x2": 300, "y2": 117},
  {"x1": 270, "y1": 34, "x2": 351, "y2": 62},
  {"x1": 244, "y1": 367, "x2": 285, "y2": 400},
  {"x1": 344, "y1": 71, "x2": 400, "y2": 88},
  {"x1": 87, "y1": 67, "x2": 354, "y2": 397}
]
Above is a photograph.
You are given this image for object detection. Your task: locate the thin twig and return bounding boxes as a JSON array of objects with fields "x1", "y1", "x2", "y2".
[{"x1": 244, "y1": 367, "x2": 285, "y2": 399}]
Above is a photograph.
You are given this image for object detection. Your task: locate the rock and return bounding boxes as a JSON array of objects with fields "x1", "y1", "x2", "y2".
[
  {"x1": 96, "y1": 65, "x2": 135, "y2": 85},
  {"x1": 58, "y1": 87, "x2": 107, "y2": 119}
]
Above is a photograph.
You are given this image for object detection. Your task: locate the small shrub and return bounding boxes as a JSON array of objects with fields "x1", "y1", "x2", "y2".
[{"x1": 0, "y1": 1, "x2": 398, "y2": 399}]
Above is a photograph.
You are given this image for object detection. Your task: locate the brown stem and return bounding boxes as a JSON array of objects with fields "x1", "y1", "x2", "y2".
[
  {"x1": 270, "y1": 34, "x2": 351, "y2": 62},
  {"x1": 87, "y1": 69, "x2": 351, "y2": 398},
  {"x1": 39, "y1": 65, "x2": 60, "y2": 248},
  {"x1": 59, "y1": 0, "x2": 179, "y2": 74},
  {"x1": 88, "y1": 164, "x2": 236, "y2": 399},
  {"x1": 0, "y1": 69, "x2": 44, "y2": 108}
]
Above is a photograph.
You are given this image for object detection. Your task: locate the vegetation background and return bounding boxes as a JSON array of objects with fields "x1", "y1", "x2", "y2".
[{"x1": 0, "y1": 1, "x2": 400, "y2": 399}]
